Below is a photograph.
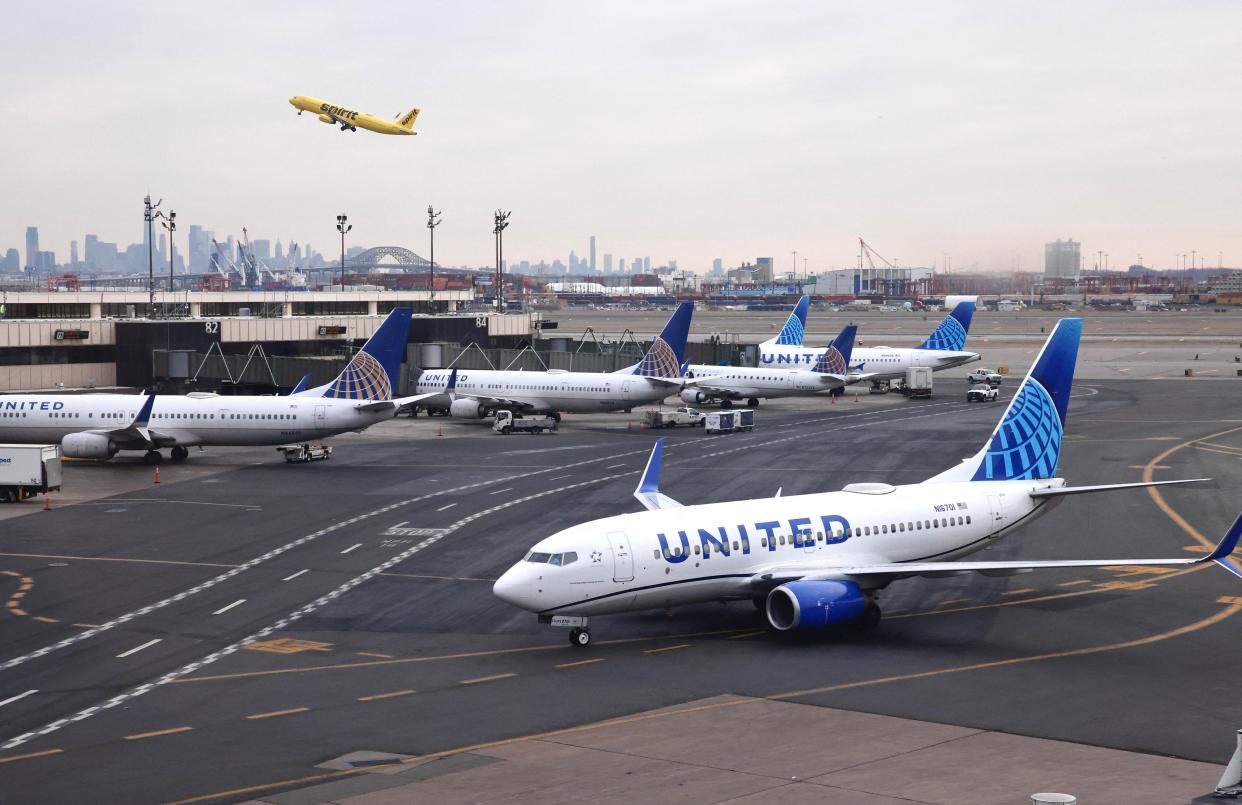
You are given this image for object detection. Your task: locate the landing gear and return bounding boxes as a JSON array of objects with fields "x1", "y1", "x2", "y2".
[
  {"x1": 747, "y1": 398, "x2": 760, "y2": 408},
  {"x1": 170, "y1": 446, "x2": 189, "y2": 463},
  {"x1": 858, "y1": 602, "x2": 882, "y2": 631},
  {"x1": 720, "y1": 399, "x2": 734, "y2": 409},
  {"x1": 568, "y1": 628, "x2": 592, "y2": 647},
  {"x1": 143, "y1": 450, "x2": 163, "y2": 465},
  {"x1": 550, "y1": 411, "x2": 562, "y2": 422}
]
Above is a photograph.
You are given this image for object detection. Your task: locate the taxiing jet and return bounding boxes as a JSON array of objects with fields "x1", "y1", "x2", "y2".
[
  {"x1": 289, "y1": 95, "x2": 419, "y2": 135},
  {"x1": 494, "y1": 318, "x2": 1239, "y2": 646},
  {"x1": 760, "y1": 299, "x2": 980, "y2": 381},
  {"x1": 679, "y1": 325, "x2": 867, "y2": 408},
  {"x1": 414, "y1": 303, "x2": 694, "y2": 419},
  {"x1": 0, "y1": 309, "x2": 436, "y2": 464}
]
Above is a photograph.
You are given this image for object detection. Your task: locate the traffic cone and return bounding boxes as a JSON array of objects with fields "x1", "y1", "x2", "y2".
[
  {"x1": 154, "y1": 466, "x2": 161, "y2": 484},
  {"x1": 854, "y1": 393, "x2": 859, "y2": 403},
  {"x1": 831, "y1": 394, "x2": 836, "y2": 404},
  {"x1": 436, "y1": 425, "x2": 444, "y2": 437},
  {"x1": 43, "y1": 496, "x2": 51, "y2": 511}
]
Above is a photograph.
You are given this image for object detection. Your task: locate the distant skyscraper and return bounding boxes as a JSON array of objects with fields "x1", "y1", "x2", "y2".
[
  {"x1": 568, "y1": 250, "x2": 578, "y2": 273},
  {"x1": 589, "y1": 236, "x2": 596, "y2": 272},
  {"x1": 70, "y1": 240, "x2": 79, "y2": 265},
  {"x1": 643, "y1": 256, "x2": 651, "y2": 272},
  {"x1": 1044, "y1": 239, "x2": 1081, "y2": 280},
  {"x1": 712, "y1": 258, "x2": 723, "y2": 274},
  {"x1": 619, "y1": 258, "x2": 627, "y2": 272},
  {"x1": 84, "y1": 234, "x2": 99, "y2": 269},
  {"x1": 274, "y1": 240, "x2": 284, "y2": 260},
  {"x1": 253, "y1": 239, "x2": 271, "y2": 261},
  {"x1": 603, "y1": 254, "x2": 613, "y2": 273},
  {"x1": 24, "y1": 227, "x2": 38, "y2": 272},
  {"x1": 2, "y1": 248, "x2": 18, "y2": 273}
]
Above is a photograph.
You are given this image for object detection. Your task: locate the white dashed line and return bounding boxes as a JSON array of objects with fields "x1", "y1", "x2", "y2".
[
  {"x1": 116, "y1": 639, "x2": 161, "y2": 659},
  {"x1": 436, "y1": 503, "x2": 457, "y2": 511},
  {"x1": 0, "y1": 690, "x2": 37, "y2": 708},
  {"x1": 281, "y1": 570, "x2": 309, "y2": 582},
  {"x1": 340, "y1": 544, "x2": 362, "y2": 555},
  {"x1": 211, "y1": 600, "x2": 246, "y2": 615},
  {"x1": 489, "y1": 488, "x2": 513, "y2": 495}
]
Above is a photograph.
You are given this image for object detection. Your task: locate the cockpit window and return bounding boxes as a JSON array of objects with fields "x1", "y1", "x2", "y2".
[
  {"x1": 561, "y1": 552, "x2": 577, "y2": 566},
  {"x1": 525, "y1": 552, "x2": 552, "y2": 563},
  {"x1": 524, "y1": 551, "x2": 578, "y2": 566}
]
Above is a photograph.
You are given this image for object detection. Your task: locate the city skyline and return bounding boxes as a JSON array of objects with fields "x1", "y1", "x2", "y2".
[{"x1": 4, "y1": 3, "x2": 1241, "y2": 274}]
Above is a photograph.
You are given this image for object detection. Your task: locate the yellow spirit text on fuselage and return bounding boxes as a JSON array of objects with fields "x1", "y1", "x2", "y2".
[{"x1": 288, "y1": 95, "x2": 419, "y2": 136}]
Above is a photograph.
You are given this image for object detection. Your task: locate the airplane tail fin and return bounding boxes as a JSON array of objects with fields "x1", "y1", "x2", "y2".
[
  {"x1": 396, "y1": 107, "x2": 420, "y2": 132},
  {"x1": 774, "y1": 295, "x2": 810, "y2": 346},
  {"x1": 927, "y1": 318, "x2": 1082, "y2": 483},
  {"x1": 915, "y1": 300, "x2": 975, "y2": 351},
  {"x1": 631, "y1": 302, "x2": 693, "y2": 379},
  {"x1": 298, "y1": 308, "x2": 413, "y2": 401},
  {"x1": 811, "y1": 325, "x2": 857, "y2": 374}
]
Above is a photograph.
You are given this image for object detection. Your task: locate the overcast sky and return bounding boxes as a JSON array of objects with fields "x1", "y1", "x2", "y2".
[{"x1": 4, "y1": 1, "x2": 1241, "y2": 273}]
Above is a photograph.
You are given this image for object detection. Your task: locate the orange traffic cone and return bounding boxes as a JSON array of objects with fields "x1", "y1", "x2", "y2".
[
  {"x1": 831, "y1": 394, "x2": 836, "y2": 404},
  {"x1": 853, "y1": 393, "x2": 859, "y2": 403},
  {"x1": 43, "y1": 496, "x2": 51, "y2": 511},
  {"x1": 436, "y1": 425, "x2": 444, "y2": 437},
  {"x1": 154, "y1": 466, "x2": 161, "y2": 484}
]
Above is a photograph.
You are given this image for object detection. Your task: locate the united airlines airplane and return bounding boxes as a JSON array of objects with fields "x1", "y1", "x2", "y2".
[
  {"x1": 0, "y1": 308, "x2": 434, "y2": 464},
  {"x1": 760, "y1": 299, "x2": 981, "y2": 381},
  {"x1": 414, "y1": 302, "x2": 694, "y2": 418},
  {"x1": 679, "y1": 325, "x2": 867, "y2": 408},
  {"x1": 494, "y1": 318, "x2": 1240, "y2": 646}
]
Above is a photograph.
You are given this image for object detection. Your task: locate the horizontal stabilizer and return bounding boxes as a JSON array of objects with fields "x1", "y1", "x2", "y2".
[
  {"x1": 1029, "y1": 478, "x2": 1209, "y2": 498},
  {"x1": 633, "y1": 438, "x2": 683, "y2": 511}
]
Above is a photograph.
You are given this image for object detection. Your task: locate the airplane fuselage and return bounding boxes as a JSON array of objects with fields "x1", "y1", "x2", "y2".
[
  {"x1": 493, "y1": 478, "x2": 1061, "y2": 617},
  {"x1": 414, "y1": 369, "x2": 678, "y2": 415},
  {"x1": 0, "y1": 393, "x2": 397, "y2": 454},
  {"x1": 682, "y1": 364, "x2": 851, "y2": 403},
  {"x1": 760, "y1": 344, "x2": 979, "y2": 380},
  {"x1": 288, "y1": 95, "x2": 417, "y2": 136}
]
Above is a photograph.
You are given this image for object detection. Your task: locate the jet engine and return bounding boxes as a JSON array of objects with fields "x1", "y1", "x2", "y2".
[
  {"x1": 61, "y1": 432, "x2": 118, "y2": 460},
  {"x1": 765, "y1": 579, "x2": 866, "y2": 630},
  {"x1": 449, "y1": 398, "x2": 487, "y2": 419},
  {"x1": 680, "y1": 389, "x2": 706, "y2": 405},
  {"x1": 318, "y1": 114, "x2": 334, "y2": 124}
]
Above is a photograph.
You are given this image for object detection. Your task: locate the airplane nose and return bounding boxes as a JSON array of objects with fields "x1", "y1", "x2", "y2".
[{"x1": 493, "y1": 565, "x2": 530, "y2": 608}]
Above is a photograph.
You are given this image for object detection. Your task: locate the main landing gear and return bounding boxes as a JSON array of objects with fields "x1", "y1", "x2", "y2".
[
  {"x1": 170, "y1": 446, "x2": 189, "y2": 463},
  {"x1": 143, "y1": 450, "x2": 163, "y2": 465}
]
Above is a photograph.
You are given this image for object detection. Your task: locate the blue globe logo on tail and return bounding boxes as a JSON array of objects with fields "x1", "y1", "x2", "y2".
[
  {"x1": 971, "y1": 377, "x2": 1062, "y2": 481},
  {"x1": 326, "y1": 350, "x2": 393, "y2": 401},
  {"x1": 635, "y1": 337, "x2": 680, "y2": 379},
  {"x1": 775, "y1": 296, "x2": 809, "y2": 345},
  {"x1": 813, "y1": 345, "x2": 846, "y2": 374},
  {"x1": 917, "y1": 301, "x2": 974, "y2": 352}
]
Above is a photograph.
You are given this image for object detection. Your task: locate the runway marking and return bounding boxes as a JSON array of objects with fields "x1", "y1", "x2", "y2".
[
  {"x1": 0, "y1": 748, "x2": 62, "y2": 764},
  {"x1": 356, "y1": 652, "x2": 392, "y2": 659},
  {"x1": 1183, "y1": 545, "x2": 1211, "y2": 553},
  {"x1": 1218, "y1": 596, "x2": 1242, "y2": 606},
  {"x1": 556, "y1": 658, "x2": 604, "y2": 669},
  {"x1": 643, "y1": 643, "x2": 690, "y2": 654},
  {"x1": 725, "y1": 630, "x2": 767, "y2": 640},
  {"x1": 0, "y1": 552, "x2": 239, "y2": 569},
  {"x1": 1192, "y1": 445, "x2": 1242, "y2": 457},
  {"x1": 938, "y1": 597, "x2": 972, "y2": 604},
  {"x1": 1058, "y1": 579, "x2": 1091, "y2": 586},
  {"x1": 436, "y1": 503, "x2": 457, "y2": 511},
  {"x1": 605, "y1": 463, "x2": 626, "y2": 469},
  {"x1": 116, "y1": 639, "x2": 162, "y2": 658},
  {"x1": 32, "y1": 616, "x2": 58, "y2": 624},
  {"x1": 281, "y1": 570, "x2": 308, "y2": 582},
  {"x1": 124, "y1": 726, "x2": 192, "y2": 741},
  {"x1": 489, "y1": 487, "x2": 513, "y2": 495},
  {"x1": 460, "y1": 673, "x2": 515, "y2": 685},
  {"x1": 548, "y1": 474, "x2": 572, "y2": 481},
  {"x1": 357, "y1": 689, "x2": 415, "y2": 701},
  {"x1": 1197, "y1": 441, "x2": 1242, "y2": 454},
  {"x1": 339, "y1": 544, "x2": 362, "y2": 555},
  {"x1": 80, "y1": 499, "x2": 261, "y2": 511},
  {"x1": 1000, "y1": 588, "x2": 1035, "y2": 596},
  {"x1": 1127, "y1": 464, "x2": 1168, "y2": 470},
  {"x1": 244, "y1": 639, "x2": 331, "y2": 655},
  {"x1": 246, "y1": 707, "x2": 309, "y2": 720},
  {"x1": 212, "y1": 599, "x2": 246, "y2": 615},
  {"x1": 0, "y1": 690, "x2": 37, "y2": 708},
  {"x1": 170, "y1": 602, "x2": 1242, "y2": 805}
]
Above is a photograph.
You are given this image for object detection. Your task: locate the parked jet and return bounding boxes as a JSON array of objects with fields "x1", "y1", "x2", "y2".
[
  {"x1": 288, "y1": 95, "x2": 419, "y2": 135},
  {"x1": 761, "y1": 300, "x2": 980, "y2": 381},
  {"x1": 495, "y1": 318, "x2": 1238, "y2": 646},
  {"x1": 0, "y1": 308, "x2": 434, "y2": 464},
  {"x1": 414, "y1": 303, "x2": 694, "y2": 418},
  {"x1": 679, "y1": 325, "x2": 866, "y2": 407}
]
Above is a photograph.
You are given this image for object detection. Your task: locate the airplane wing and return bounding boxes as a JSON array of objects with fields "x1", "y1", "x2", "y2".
[
  {"x1": 354, "y1": 390, "x2": 448, "y2": 413},
  {"x1": 747, "y1": 512, "x2": 1242, "y2": 586},
  {"x1": 633, "y1": 438, "x2": 683, "y2": 511},
  {"x1": 1027, "y1": 478, "x2": 1209, "y2": 499}
]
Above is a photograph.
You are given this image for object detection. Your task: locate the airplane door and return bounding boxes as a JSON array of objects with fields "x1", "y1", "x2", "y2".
[
  {"x1": 606, "y1": 531, "x2": 634, "y2": 582},
  {"x1": 621, "y1": 381, "x2": 633, "y2": 402},
  {"x1": 986, "y1": 495, "x2": 1005, "y2": 534},
  {"x1": 314, "y1": 405, "x2": 327, "y2": 431}
]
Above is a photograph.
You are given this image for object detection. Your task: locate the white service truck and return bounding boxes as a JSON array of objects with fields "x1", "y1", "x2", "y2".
[
  {"x1": 494, "y1": 410, "x2": 559, "y2": 435},
  {"x1": 705, "y1": 409, "x2": 755, "y2": 434},
  {"x1": 644, "y1": 407, "x2": 705, "y2": 428},
  {"x1": 0, "y1": 444, "x2": 62, "y2": 503},
  {"x1": 904, "y1": 366, "x2": 933, "y2": 399}
]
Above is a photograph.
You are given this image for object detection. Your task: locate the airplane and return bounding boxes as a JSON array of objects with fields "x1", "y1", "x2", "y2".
[
  {"x1": 413, "y1": 302, "x2": 695, "y2": 419},
  {"x1": 0, "y1": 309, "x2": 437, "y2": 464},
  {"x1": 760, "y1": 299, "x2": 981, "y2": 382},
  {"x1": 288, "y1": 95, "x2": 419, "y2": 135},
  {"x1": 494, "y1": 318, "x2": 1240, "y2": 646},
  {"x1": 678, "y1": 325, "x2": 868, "y2": 408}
]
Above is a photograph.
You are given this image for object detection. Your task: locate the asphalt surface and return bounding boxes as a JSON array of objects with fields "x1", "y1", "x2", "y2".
[{"x1": 0, "y1": 379, "x2": 1240, "y2": 804}]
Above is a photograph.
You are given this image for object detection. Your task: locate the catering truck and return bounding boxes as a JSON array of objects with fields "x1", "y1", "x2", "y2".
[{"x1": 0, "y1": 444, "x2": 62, "y2": 503}]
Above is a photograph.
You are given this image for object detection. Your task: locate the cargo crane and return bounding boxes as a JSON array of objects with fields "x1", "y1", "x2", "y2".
[
  {"x1": 209, "y1": 238, "x2": 243, "y2": 288},
  {"x1": 857, "y1": 237, "x2": 925, "y2": 300},
  {"x1": 239, "y1": 228, "x2": 278, "y2": 287}
]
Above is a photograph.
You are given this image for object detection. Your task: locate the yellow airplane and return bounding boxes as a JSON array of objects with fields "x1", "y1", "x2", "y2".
[{"x1": 288, "y1": 95, "x2": 419, "y2": 136}]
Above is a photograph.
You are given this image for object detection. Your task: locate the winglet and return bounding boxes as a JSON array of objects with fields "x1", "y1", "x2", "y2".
[
  {"x1": 289, "y1": 373, "x2": 311, "y2": 395},
  {"x1": 1205, "y1": 512, "x2": 1242, "y2": 563},
  {"x1": 446, "y1": 367, "x2": 458, "y2": 392},
  {"x1": 134, "y1": 394, "x2": 155, "y2": 427},
  {"x1": 633, "y1": 437, "x2": 683, "y2": 511}
]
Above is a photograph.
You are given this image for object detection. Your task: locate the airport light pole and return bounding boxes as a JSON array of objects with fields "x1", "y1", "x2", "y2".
[
  {"x1": 427, "y1": 205, "x2": 441, "y2": 312},
  {"x1": 336, "y1": 214, "x2": 351, "y2": 288},
  {"x1": 144, "y1": 194, "x2": 162, "y2": 317},
  {"x1": 493, "y1": 210, "x2": 510, "y2": 313},
  {"x1": 160, "y1": 210, "x2": 177, "y2": 311}
]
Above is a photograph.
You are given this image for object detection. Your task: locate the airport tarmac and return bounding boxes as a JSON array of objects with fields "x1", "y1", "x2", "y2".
[{"x1": 0, "y1": 370, "x2": 1240, "y2": 803}]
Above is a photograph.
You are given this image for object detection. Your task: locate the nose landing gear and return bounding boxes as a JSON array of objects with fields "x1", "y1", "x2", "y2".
[{"x1": 568, "y1": 628, "x2": 591, "y2": 647}]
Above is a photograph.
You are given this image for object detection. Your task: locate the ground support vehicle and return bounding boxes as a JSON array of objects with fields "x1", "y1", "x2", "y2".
[
  {"x1": 277, "y1": 443, "x2": 333, "y2": 462},
  {"x1": 0, "y1": 444, "x2": 62, "y2": 502},
  {"x1": 494, "y1": 410, "x2": 559, "y2": 434},
  {"x1": 705, "y1": 409, "x2": 754, "y2": 434},
  {"x1": 644, "y1": 407, "x2": 705, "y2": 428}
]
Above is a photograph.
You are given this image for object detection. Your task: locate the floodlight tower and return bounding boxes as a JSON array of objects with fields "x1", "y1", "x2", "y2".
[
  {"x1": 336, "y1": 214, "x2": 352, "y2": 288},
  {"x1": 160, "y1": 210, "x2": 177, "y2": 302},
  {"x1": 427, "y1": 205, "x2": 441, "y2": 311},
  {"x1": 493, "y1": 210, "x2": 510, "y2": 313},
  {"x1": 144, "y1": 194, "x2": 163, "y2": 316}
]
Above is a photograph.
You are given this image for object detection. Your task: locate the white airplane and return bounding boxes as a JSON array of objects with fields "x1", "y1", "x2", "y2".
[
  {"x1": 760, "y1": 299, "x2": 981, "y2": 381},
  {"x1": 414, "y1": 302, "x2": 694, "y2": 418},
  {"x1": 494, "y1": 318, "x2": 1240, "y2": 646},
  {"x1": 678, "y1": 325, "x2": 866, "y2": 408},
  {"x1": 0, "y1": 308, "x2": 434, "y2": 464}
]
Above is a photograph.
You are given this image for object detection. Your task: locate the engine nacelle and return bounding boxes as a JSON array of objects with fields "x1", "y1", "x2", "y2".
[
  {"x1": 449, "y1": 398, "x2": 487, "y2": 419},
  {"x1": 680, "y1": 389, "x2": 706, "y2": 405},
  {"x1": 765, "y1": 580, "x2": 866, "y2": 631},
  {"x1": 318, "y1": 114, "x2": 334, "y2": 124},
  {"x1": 61, "y1": 432, "x2": 118, "y2": 460}
]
